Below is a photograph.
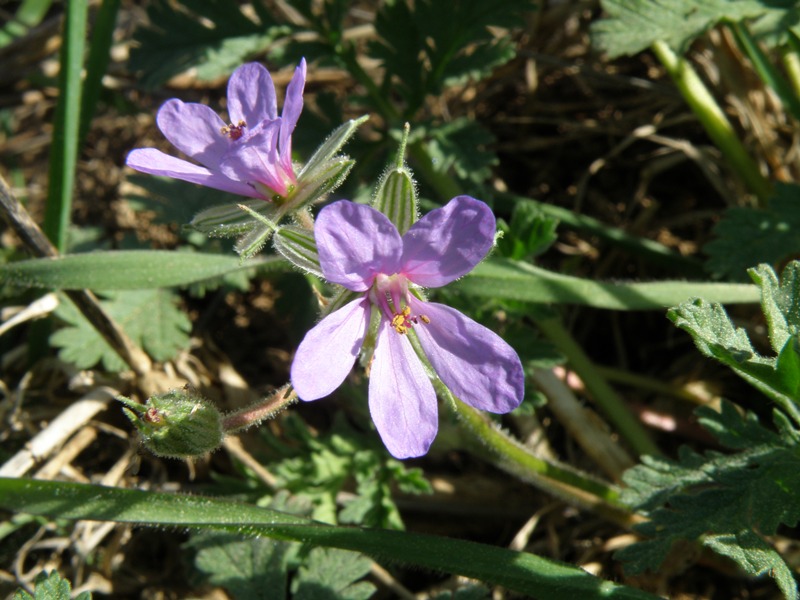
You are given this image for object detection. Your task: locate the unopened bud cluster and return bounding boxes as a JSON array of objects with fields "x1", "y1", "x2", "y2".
[{"x1": 118, "y1": 387, "x2": 223, "y2": 458}]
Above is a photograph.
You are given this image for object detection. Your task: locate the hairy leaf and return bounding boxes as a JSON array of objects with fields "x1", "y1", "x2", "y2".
[
  {"x1": 12, "y1": 571, "x2": 91, "y2": 600},
  {"x1": 129, "y1": 0, "x2": 285, "y2": 88},
  {"x1": 292, "y1": 548, "x2": 375, "y2": 600},
  {"x1": 705, "y1": 184, "x2": 800, "y2": 281},
  {"x1": 51, "y1": 290, "x2": 191, "y2": 371},
  {"x1": 369, "y1": 0, "x2": 533, "y2": 111},
  {"x1": 617, "y1": 401, "x2": 800, "y2": 599},
  {"x1": 186, "y1": 531, "x2": 293, "y2": 599},
  {"x1": 592, "y1": 0, "x2": 784, "y2": 58},
  {"x1": 668, "y1": 262, "x2": 800, "y2": 414}
]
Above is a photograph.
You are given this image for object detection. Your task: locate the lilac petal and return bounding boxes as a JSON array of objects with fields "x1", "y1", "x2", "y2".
[
  {"x1": 227, "y1": 62, "x2": 277, "y2": 126},
  {"x1": 316, "y1": 201, "x2": 403, "y2": 292},
  {"x1": 219, "y1": 120, "x2": 289, "y2": 196},
  {"x1": 369, "y1": 319, "x2": 438, "y2": 458},
  {"x1": 401, "y1": 195, "x2": 495, "y2": 288},
  {"x1": 412, "y1": 300, "x2": 524, "y2": 413},
  {"x1": 278, "y1": 58, "x2": 307, "y2": 172},
  {"x1": 156, "y1": 99, "x2": 229, "y2": 167},
  {"x1": 126, "y1": 148, "x2": 262, "y2": 198},
  {"x1": 291, "y1": 298, "x2": 370, "y2": 401}
]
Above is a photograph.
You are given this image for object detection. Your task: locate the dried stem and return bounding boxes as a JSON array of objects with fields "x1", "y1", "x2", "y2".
[{"x1": 0, "y1": 173, "x2": 152, "y2": 376}]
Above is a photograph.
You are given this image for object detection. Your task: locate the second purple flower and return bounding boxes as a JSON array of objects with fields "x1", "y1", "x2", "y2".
[
  {"x1": 291, "y1": 197, "x2": 525, "y2": 458},
  {"x1": 127, "y1": 60, "x2": 306, "y2": 200}
]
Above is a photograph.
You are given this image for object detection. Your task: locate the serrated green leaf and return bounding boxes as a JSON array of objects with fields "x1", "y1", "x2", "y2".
[
  {"x1": 369, "y1": 0, "x2": 533, "y2": 110},
  {"x1": 668, "y1": 263, "x2": 800, "y2": 416},
  {"x1": 592, "y1": 0, "x2": 776, "y2": 58},
  {"x1": 186, "y1": 530, "x2": 293, "y2": 599},
  {"x1": 51, "y1": 290, "x2": 191, "y2": 371},
  {"x1": 705, "y1": 184, "x2": 800, "y2": 281},
  {"x1": 497, "y1": 202, "x2": 559, "y2": 260},
  {"x1": 129, "y1": 0, "x2": 284, "y2": 88},
  {"x1": 617, "y1": 401, "x2": 800, "y2": 599},
  {"x1": 292, "y1": 547, "x2": 375, "y2": 600},
  {"x1": 12, "y1": 570, "x2": 91, "y2": 600},
  {"x1": 426, "y1": 118, "x2": 497, "y2": 185},
  {"x1": 749, "y1": 260, "x2": 800, "y2": 354},
  {"x1": 705, "y1": 530, "x2": 798, "y2": 600}
]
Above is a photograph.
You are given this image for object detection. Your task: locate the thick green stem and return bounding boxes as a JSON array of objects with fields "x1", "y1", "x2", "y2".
[
  {"x1": 782, "y1": 33, "x2": 800, "y2": 101},
  {"x1": 651, "y1": 40, "x2": 772, "y2": 205},
  {"x1": 43, "y1": 0, "x2": 88, "y2": 251},
  {"x1": 534, "y1": 313, "x2": 661, "y2": 458}
]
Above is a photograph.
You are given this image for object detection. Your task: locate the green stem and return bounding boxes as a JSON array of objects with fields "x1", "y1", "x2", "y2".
[
  {"x1": 534, "y1": 313, "x2": 661, "y2": 458},
  {"x1": 782, "y1": 33, "x2": 800, "y2": 101},
  {"x1": 79, "y1": 0, "x2": 121, "y2": 145},
  {"x1": 727, "y1": 20, "x2": 800, "y2": 123},
  {"x1": 43, "y1": 0, "x2": 88, "y2": 251},
  {"x1": 446, "y1": 395, "x2": 634, "y2": 525},
  {"x1": 404, "y1": 331, "x2": 633, "y2": 523},
  {"x1": 651, "y1": 40, "x2": 772, "y2": 205}
]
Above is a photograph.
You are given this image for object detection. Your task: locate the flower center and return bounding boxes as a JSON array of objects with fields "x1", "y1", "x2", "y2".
[
  {"x1": 220, "y1": 120, "x2": 247, "y2": 140},
  {"x1": 371, "y1": 273, "x2": 430, "y2": 335}
]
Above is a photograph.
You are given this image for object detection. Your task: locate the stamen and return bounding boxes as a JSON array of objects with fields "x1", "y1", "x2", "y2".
[
  {"x1": 390, "y1": 306, "x2": 430, "y2": 334},
  {"x1": 221, "y1": 120, "x2": 247, "y2": 140}
]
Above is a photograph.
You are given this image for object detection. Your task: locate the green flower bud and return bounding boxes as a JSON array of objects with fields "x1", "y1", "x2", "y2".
[{"x1": 118, "y1": 387, "x2": 223, "y2": 458}]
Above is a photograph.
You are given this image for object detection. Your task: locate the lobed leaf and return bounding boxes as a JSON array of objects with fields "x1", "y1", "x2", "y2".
[
  {"x1": 129, "y1": 0, "x2": 284, "y2": 88},
  {"x1": 51, "y1": 290, "x2": 191, "y2": 371},
  {"x1": 705, "y1": 184, "x2": 800, "y2": 281},
  {"x1": 592, "y1": 0, "x2": 782, "y2": 58},
  {"x1": 617, "y1": 402, "x2": 800, "y2": 599}
]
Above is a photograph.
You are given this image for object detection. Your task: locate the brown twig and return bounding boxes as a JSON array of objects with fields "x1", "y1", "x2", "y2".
[{"x1": 0, "y1": 172, "x2": 152, "y2": 377}]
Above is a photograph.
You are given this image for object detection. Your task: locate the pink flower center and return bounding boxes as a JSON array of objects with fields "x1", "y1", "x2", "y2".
[
  {"x1": 220, "y1": 120, "x2": 247, "y2": 140},
  {"x1": 370, "y1": 273, "x2": 430, "y2": 335}
]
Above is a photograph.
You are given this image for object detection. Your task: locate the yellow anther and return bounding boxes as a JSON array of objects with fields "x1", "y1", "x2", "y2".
[{"x1": 420, "y1": 315, "x2": 430, "y2": 324}]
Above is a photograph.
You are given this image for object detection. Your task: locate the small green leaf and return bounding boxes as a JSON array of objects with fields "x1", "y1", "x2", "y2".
[
  {"x1": 187, "y1": 531, "x2": 293, "y2": 599},
  {"x1": 51, "y1": 290, "x2": 191, "y2": 371},
  {"x1": 292, "y1": 547, "x2": 375, "y2": 600},
  {"x1": 705, "y1": 530, "x2": 798, "y2": 600},
  {"x1": 749, "y1": 260, "x2": 800, "y2": 354},
  {"x1": 705, "y1": 184, "x2": 800, "y2": 281},
  {"x1": 12, "y1": 570, "x2": 91, "y2": 600},
  {"x1": 592, "y1": 0, "x2": 777, "y2": 58},
  {"x1": 668, "y1": 262, "x2": 800, "y2": 415},
  {"x1": 426, "y1": 118, "x2": 497, "y2": 185},
  {"x1": 129, "y1": 0, "x2": 285, "y2": 88},
  {"x1": 496, "y1": 202, "x2": 559, "y2": 260}
]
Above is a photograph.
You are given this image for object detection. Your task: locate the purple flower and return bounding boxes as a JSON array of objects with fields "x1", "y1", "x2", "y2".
[
  {"x1": 126, "y1": 60, "x2": 307, "y2": 200},
  {"x1": 291, "y1": 197, "x2": 525, "y2": 458}
]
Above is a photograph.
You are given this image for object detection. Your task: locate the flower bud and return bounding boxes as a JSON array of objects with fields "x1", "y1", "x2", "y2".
[{"x1": 118, "y1": 388, "x2": 223, "y2": 458}]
